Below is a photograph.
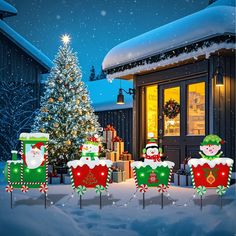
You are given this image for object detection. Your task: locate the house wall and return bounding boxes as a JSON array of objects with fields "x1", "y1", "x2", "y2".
[
  {"x1": 0, "y1": 32, "x2": 45, "y2": 160},
  {"x1": 95, "y1": 108, "x2": 133, "y2": 153},
  {"x1": 210, "y1": 54, "x2": 236, "y2": 164}
]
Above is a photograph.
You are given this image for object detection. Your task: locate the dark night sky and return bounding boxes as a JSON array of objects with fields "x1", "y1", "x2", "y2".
[{"x1": 6, "y1": 0, "x2": 208, "y2": 80}]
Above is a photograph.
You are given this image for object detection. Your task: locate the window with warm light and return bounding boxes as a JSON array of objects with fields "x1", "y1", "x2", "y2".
[
  {"x1": 146, "y1": 85, "x2": 158, "y2": 138},
  {"x1": 164, "y1": 87, "x2": 180, "y2": 136},
  {"x1": 187, "y1": 82, "x2": 205, "y2": 135}
]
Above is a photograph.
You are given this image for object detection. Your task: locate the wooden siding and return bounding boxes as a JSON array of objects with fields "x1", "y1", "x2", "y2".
[
  {"x1": 211, "y1": 55, "x2": 236, "y2": 164},
  {"x1": 95, "y1": 108, "x2": 133, "y2": 153}
]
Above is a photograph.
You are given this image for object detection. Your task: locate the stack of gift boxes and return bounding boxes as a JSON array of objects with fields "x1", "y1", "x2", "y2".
[
  {"x1": 103, "y1": 124, "x2": 133, "y2": 183},
  {"x1": 174, "y1": 158, "x2": 192, "y2": 186}
]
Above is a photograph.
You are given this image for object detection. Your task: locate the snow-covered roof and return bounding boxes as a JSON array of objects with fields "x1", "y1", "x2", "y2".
[
  {"x1": 102, "y1": 0, "x2": 235, "y2": 78},
  {"x1": 0, "y1": 0, "x2": 17, "y2": 18},
  {"x1": 0, "y1": 19, "x2": 52, "y2": 72},
  {"x1": 86, "y1": 79, "x2": 133, "y2": 112}
]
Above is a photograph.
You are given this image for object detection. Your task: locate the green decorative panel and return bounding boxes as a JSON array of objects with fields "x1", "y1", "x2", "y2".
[{"x1": 134, "y1": 166, "x2": 171, "y2": 187}]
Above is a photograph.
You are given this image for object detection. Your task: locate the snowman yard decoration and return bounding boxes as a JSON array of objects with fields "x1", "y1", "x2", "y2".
[
  {"x1": 131, "y1": 133, "x2": 175, "y2": 209},
  {"x1": 188, "y1": 134, "x2": 234, "y2": 209},
  {"x1": 67, "y1": 135, "x2": 112, "y2": 209},
  {"x1": 5, "y1": 133, "x2": 49, "y2": 208}
]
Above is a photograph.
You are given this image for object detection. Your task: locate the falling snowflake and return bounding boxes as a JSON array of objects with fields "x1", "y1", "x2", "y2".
[
  {"x1": 56, "y1": 15, "x2": 61, "y2": 20},
  {"x1": 100, "y1": 10, "x2": 106, "y2": 16}
]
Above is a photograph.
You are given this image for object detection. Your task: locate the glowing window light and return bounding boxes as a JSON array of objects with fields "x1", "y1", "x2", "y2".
[
  {"x1": 161, "y1": 173, "x2": 165, "y2": 177},
  {"x1": 140, "y1": 173, "x2": 145, "y2": 177},
  {"x1": 77, "y1": 172, "x2": 81, "y2": 176},
  {"x1": 13, "y1": 168, "x2": 18, "y2": 173},
  {"x1": 25, "y1": 168, "x2": 30, "y2": 173},
  {"x1": 37, "y1": 169, "x2": 41, "y2": 173},
  {"x1": 222, "y1": 172, "x2": 225, "y2": 176},
  {"x1": 197, "y1": 173, "x2": 200, "y2": 176},
  {"x1": 101, "y1": 172, "x2": 105, "y2": 176}
]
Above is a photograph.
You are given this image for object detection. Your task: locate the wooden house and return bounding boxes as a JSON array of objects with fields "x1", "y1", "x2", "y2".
[{"x1": 102, "y1": 0, "x2": 236, "y2": 172}]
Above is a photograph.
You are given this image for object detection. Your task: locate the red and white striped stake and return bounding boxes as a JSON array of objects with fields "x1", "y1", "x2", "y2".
[{"x1": 139, "y1": 184, "x2": 148, "y2": 209}]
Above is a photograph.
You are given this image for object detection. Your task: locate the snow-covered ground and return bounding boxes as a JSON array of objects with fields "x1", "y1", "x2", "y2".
[{"x1": 0, "y1": 162, "x2": 235, "y2": 236}]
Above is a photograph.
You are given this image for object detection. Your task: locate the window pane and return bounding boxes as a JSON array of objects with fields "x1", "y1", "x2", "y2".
[
  {"x1": 164, "y1": 87, "x2": 180, "y2": 136},
  {"x1": 187, "y1": 82, "x2": 205, "y2": 135},
  {"x1": 146, "y1": 85, "x2": 158, "y2": 138}
]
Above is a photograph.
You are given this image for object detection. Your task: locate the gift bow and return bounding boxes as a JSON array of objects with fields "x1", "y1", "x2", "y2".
[
  {"x1": 113, "y1": 136, "x2": 122, "y2": 142},
  {"x1": 104, "y1": 125, "x2": 115, "y2": 131}
]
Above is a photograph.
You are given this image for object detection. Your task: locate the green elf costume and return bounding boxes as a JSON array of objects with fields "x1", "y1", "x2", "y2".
[{"x1": 199, "y1": 134, "x2": 224, "y2": 160}]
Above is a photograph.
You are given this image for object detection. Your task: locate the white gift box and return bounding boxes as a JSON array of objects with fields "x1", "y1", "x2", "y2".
[
  {"x1": 51, "y1": 176, "x2": 61, "y2": 184},
  {"x1": 174, "y1": 173, "x2": 192, "y2": 186},
  {"x1": 63, "y1": 175, "x2": 71, "y2": 184}
]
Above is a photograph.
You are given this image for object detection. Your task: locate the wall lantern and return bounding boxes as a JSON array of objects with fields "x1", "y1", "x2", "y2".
[{"x1": 116, "y1": 88, "x2": 135, "y2": 105}]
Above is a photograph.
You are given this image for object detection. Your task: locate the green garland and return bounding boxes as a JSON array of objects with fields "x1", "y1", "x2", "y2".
[{"x1": 163, "y1": 99, "x2": 180, "y2": 119}]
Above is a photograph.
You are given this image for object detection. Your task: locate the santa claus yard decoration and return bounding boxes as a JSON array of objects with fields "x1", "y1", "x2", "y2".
[
  {"x1": 188, "y1": 134, "x2": 234, "y2": 209},
  {"x1": 67, "y1": 135, "x2": 112, "y2": 209},
  {"x1": 131, "y1": 133, "x2": 175, "y2": 209},
  {"x1": 5, "y1": 133, "x2": 49, "y2": 208}
]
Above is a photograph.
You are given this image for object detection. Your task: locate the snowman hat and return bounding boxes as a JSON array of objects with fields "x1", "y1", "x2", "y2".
[
  {"x1": 32, "y1": 142, "x2": 44, "y2": 150},
  {"x1": 146, "y1": 133, "x2": 158, "y2": 149},
  {"x1": 200, "y1": 134, "x2": 224, "y2": 146}
]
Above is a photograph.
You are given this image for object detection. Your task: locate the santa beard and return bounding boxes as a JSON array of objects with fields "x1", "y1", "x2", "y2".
[{"x1": 25, "y1": 148, "x2": 44, "y2": 169}]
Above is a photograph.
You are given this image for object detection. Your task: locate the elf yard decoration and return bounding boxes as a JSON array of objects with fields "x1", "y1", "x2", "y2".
[
  {"x1": 188, "y1": 134, "x2": 234, "y2": 210},
  {"x1": 5, "y1": 133, "x2": 49, "y2": 208},
  {"x1": 131, "y1": 133, "x2": 175, "y2": 209},
  {"x1": 67, "y1": 135, "x2": 112, "y2": 209}
]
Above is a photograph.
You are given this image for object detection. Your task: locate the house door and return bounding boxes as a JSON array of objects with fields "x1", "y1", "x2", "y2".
[{"x1": 158, "y1": 78, "x2": 208, "y2": 170}]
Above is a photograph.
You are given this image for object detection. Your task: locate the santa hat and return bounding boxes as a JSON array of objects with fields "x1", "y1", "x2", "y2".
[
  {"x1": 32, "y1": 142, "x2": 44, "y2": 150},
  {"x1": 146, "y1": 133, "x2": 158, "y2": 149}
]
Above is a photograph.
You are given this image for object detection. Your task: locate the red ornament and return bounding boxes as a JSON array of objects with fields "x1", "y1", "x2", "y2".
[{"x1": 148, "y1": 171, "x2": 158, "y2": 184}]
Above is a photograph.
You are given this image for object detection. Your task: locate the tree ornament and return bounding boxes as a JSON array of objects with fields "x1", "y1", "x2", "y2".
[
  {"x1": 148, "y1": 171, "x2": 158, "y2": 184},
  {"x1": 40, "y1": 128, "x2": 45, "y2": 132},
  {"x1": 82, "y1": 95, "x2": 87, "y2": 101},
  {"x1": 41, "y1": 107, "x2": 48, "y2": 113},
  {"x1": 76, "y1": 99, "x2": 80, "y2": 105},
  {"x1": 69, "y1": 77, "x2": 74, "y2": 81},
  {"x1": 65, "y1": 64, "x2": 70, "y2": 69},
  {"x1": 48, "y1": 98, "x2": 54, "y2": 103},
  {"x1": 58, "y1": 97, "x2": 63, "y2": 102},
  {"x1": 65, "y1": 140, "x2": 71, "y2": 145},
  {"x1": 53, "y1": 123, "x2": 59, "y2": 128},
  {"x1": 163, "y1": 99, "x2": 180, "y2": 119}
]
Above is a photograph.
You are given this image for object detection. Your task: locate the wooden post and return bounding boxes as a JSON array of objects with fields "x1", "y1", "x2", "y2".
[
  {"x1": 220, "y1": 195, "x2": 223, "y2": 209},
  {"x1": 44, "y1": 192, "x2": 47, "y2": 209},
  {"x1": 143, "y1": 192, "x2": 145, "y2": 209},
  {"x1": 161, "y1": 193, "x2": 164, "y2": 209},
  {"x1": 200, "y1": 195, "x2": 203, "y2": 211},
  {"x1": 80, "y1": 195, "x2": 82, "y2": 209},
  {"x1": 10, "y1": 192, "x2": 13, "y2": 209},
  {"x1": 100, "y1": 192, "x2": 102, "y2": 209}
]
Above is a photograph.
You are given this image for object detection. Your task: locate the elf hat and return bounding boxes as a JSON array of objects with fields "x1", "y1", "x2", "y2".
[
  {"x1": 146, "y1": 133, "x2": 158, "y2": 148},
  {"x1": 32, "y1": 142, "x2": 44, "y2": 150},
  {"x1": 200, "y1": 134, "x2": 224, "y2": 146}
]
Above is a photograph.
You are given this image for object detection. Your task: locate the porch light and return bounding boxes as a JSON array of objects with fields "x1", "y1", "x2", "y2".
[{"x1": 116, "y1": 88, "x2": 135, "y2": 105}]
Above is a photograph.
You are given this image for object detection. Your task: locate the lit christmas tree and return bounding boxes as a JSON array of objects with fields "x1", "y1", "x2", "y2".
[{"x1": 32, "y1": 34, "x2": 101, "y2": 165}]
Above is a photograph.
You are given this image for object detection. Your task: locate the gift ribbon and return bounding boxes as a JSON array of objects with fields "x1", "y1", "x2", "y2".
[
  {"x1": 76, "y1": 185, "x2": 87, "y2": 196},
  {"x1": 157, "y1": 184, "x2": 167, "y2": 193},
  {"x1": 139, "y1": 184, "x2": 148, "y2": 193},
  {"x1": 39, "y1": 183, "x2": 48, "y2": 193},
  {"x1": 5, "y1": 185, "x2": 13, "y2": 193},
  {"x1": 216, "y1": 185, "x2": 227, "y2": 196},
  {"x1": 95, "y1": 185, "x2": 105, "y2": 194},
  {"x1": 196, "y1": 186, "x2": 206, "y2": 196}
]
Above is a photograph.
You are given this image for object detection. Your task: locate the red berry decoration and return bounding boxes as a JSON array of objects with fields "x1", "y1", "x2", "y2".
[{"x1": 163, "y1": 99, "x2": 180, "y2": 119}]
